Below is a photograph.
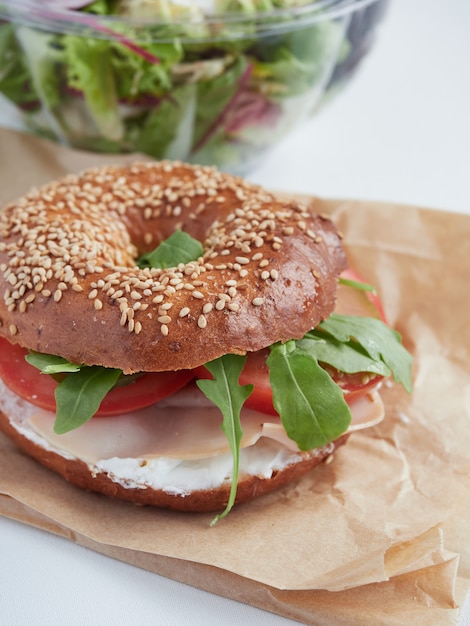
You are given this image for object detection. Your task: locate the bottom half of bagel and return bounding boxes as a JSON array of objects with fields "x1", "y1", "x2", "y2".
[{"x1": 0, "y1": 378, "x2": 384, "y2": 513}]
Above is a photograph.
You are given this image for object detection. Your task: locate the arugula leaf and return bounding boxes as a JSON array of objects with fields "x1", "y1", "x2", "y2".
[
  {"x1": 54, "y1": 367, "x2": 122, "y2": 434},
  {"x1": 25, "y1": 352, "x2": 82, "y2": 375},
  {"x1": 338, "y1": 276, "x2": 377, "y2": 294},
  {"x1": 196, "y1": 355, "x2": 253, "y2": 524},
  {"x1": 298, "y1": 332, "x2": 391, "y2": 377},
  {"x1": 138, "y1": 230, "x2": 204, "y2": 269},
  {"x1": 25, "y1": 351, "x2": 122, "y2": 433},
  {"x1": 318, "y1": 314, "x2": 413, "y2": 393},
  {"x1": 267, "y1": 341, "x2": 351, "y2": 451}
]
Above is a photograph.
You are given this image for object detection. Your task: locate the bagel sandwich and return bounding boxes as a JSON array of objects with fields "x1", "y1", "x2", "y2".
[{"x1": 0, "y1": 161, "x2": 412, "y2": 520}]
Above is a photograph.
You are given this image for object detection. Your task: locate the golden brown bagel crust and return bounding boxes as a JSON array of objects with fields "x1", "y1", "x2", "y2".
[
  {"x1": 0, "y1": 161, "x2": 346, "y2": 373},
  {"x1": 0, "y1": 406, "x2": 349, "y2": 512}
]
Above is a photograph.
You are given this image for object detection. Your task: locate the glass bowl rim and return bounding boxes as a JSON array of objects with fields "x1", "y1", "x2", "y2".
[{"x1": 0, "y1": 0, "x2": 382, "y2": 33}]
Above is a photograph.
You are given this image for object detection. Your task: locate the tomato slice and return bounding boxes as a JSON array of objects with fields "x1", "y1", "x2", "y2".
[{"x1": 0, "y1": 338, "x2": 194, "y2": 416}]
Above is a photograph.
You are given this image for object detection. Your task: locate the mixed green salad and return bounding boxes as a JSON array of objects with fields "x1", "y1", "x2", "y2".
[{"x1": 0, "y1": 0, "x2": 354, "y2": 171}]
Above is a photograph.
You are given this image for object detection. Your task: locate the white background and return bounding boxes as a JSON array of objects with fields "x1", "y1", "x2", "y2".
[{"x1": 0, "y1": 1, "x2": 469, "y2": 624}]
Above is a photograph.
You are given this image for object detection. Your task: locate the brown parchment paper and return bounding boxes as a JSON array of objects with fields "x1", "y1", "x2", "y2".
[{"x1": 0, "y1": 128, "x2": 469, "y2": 624}]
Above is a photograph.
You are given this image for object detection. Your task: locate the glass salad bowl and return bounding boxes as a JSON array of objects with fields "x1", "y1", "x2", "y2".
[{"x1": 0, "y1": 0, "x2": 388, "y2": 173}]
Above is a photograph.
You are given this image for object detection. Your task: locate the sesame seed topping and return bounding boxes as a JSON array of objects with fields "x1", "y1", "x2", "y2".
[{"x1": 0, "y1": 160, "x2": 341, "y2": 364}]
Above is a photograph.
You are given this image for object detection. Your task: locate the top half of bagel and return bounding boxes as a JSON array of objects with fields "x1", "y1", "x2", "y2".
[{"x1": 0, "y1": 160, "x2": 346, "y2": 373}]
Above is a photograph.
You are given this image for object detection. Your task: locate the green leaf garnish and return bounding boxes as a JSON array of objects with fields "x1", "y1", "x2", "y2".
[
  {"x1": 54, "y1": 367, "x2": 122, "y2": 435},
  {"x1": 196, "y1": 355, "x2": 253, "y2": 525},
  {"x1": 26, "y1": 352, "x2": 82, "y2": 375},
  {"x1": 298, "y1": 331, "x2": 391, "y2": 377},
  {"x1": 318, "y1": 314, "x2": 413, "y2": 393},
  {"x1": 138, "y1": 230, "x2": 204, "y2": 269},
  {"x1": 25, "y1": 353, "x2": 123, "y2": 434},
  {"x1": 338, "y1": 276, "x2": 377, "y2": 293},
  {"x1": 267, "y1": 341, "x2": 351, "y2": 450}
]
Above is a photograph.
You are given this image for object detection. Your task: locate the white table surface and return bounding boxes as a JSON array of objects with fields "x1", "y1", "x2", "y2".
[{"x1": 0, "y1": 1, "x2": 469, "y2": 624}]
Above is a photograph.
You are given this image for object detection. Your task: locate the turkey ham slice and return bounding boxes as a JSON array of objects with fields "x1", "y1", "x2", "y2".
[{"x1": 1, "y1": 380, "x2": 384, "y2": 466}]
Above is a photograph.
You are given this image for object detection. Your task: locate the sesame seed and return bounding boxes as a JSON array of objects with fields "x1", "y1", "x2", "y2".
[
  {"x1": 160, "y1": 324, "x2": 169, "y2": 336},
  {"x1": 198, "y1": 314, "x2": 207, "y2": 329},
  {"x1": 158, "y1": 315, "x2": 171, "y2": 324},
  {"x1": 252, "y1": 297, "x2": 264, "y2": 306},
  {"x1": 235, "y1": 256, "x2": 250, "y2": 265},
  {"x1": 179, "y1": 307, "x2": 190, "y2": 317}
]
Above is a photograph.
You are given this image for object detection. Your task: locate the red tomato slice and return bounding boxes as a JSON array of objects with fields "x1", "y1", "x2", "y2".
[
  {"x1": 0, "y1": 337, "x2": 194, "y2": 416},
  {"x1": 239, "y1": 348, "x2": 280, "y2": 416}
]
